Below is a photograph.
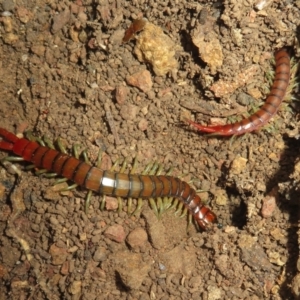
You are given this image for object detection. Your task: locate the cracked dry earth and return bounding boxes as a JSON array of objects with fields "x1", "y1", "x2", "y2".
[{"x1": 1, "y1": 0, "x2": 300, "y2": 299}]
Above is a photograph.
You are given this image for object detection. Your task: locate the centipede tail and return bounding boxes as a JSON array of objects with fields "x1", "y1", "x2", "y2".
[
  {"x1": 0, "y1": 128, "x2": 217, "y2": 230},
  {"x1": 186, "y1": 48, "x2": 291, "y2": 136}
]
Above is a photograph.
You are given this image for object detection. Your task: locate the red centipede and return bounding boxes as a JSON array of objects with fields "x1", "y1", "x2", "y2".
[
  {"x1": 0, "y1": 128, "x2": 217, "y2": 230},
  {"x1": 186, "y1": 48, "x2": 291, "y2": 136}
]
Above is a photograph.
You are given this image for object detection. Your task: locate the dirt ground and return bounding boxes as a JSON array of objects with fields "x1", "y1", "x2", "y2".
[{"x1": 0, "y1": 0, "x2": 300, "y2": 299}]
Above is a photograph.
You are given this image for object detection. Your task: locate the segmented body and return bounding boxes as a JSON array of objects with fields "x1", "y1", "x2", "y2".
[
  {"x1": 0, "y1": 128, "x2": 217, "y2": 230},
  {"x1": 186, "y1": 49, "x2": 291, "y2": 136}
]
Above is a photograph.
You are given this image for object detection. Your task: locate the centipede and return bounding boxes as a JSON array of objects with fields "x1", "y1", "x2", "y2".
[
  {"x1": 0, "y1": 128, "x2": 217, "y2": 230},
  {"x1": 186, "y1": 48, "x2": 291, "y2": 136}
]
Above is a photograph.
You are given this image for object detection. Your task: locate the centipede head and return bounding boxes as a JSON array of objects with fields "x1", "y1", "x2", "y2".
[{"x1": 196, "y1": 208, "x2": 218, "y2": 231}]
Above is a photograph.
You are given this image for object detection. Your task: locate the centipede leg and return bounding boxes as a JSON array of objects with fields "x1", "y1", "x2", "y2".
[
  {"x1": 149, "y1": 198, "x2": 159, "y2": 217},
  {"x1": 175, "y1": 201, "x2": 184, "y2": 216}
]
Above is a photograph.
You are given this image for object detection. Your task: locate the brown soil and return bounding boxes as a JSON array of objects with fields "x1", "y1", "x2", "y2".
[{"x1": 0, "y1": 1, "x2": 300, "y2": 299}]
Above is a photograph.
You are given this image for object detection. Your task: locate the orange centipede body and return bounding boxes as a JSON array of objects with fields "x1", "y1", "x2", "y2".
[
  {"x1": 186, "y1": 48, "x2": 291, "y2": 136},
  {"x1": 0, "y1": 128, "x2": 217, "y2": 230}
]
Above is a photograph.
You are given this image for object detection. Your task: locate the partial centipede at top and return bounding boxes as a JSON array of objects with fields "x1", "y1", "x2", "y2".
[
  {"x1": 0, "y1": 128, "x2": 217, "y2": 230},
  {"x1": 186, "y1": 48, "x2": 291, "y2": 136}
]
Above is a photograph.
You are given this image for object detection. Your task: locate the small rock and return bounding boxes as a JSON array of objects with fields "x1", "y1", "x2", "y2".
[
  {"x1": 268, "y1": 152, "x2": 279, "y2": 162},
  {"x1": 2, "y1": 0, "x2": 15, "y2": 11},
  {"x1": 79, "y1": 232, "x2": 86, "y2": 241},
  {"x1": 247, "y1": 87, "x2": 262, "y2": 99},
  {"x1": 134, "y1": 22, "x2": 178, "y2": 76},
  {"x1": 2, "y1": 32, "x2": 18, "y2": 44},
  {"x1": 99, "y1": 153, "x2": 112, "y2": 170},
  {"x1": 126, "y1": 70, "x2": 153, "y2": 93},
  {"x1": 105, "y1": 196, "x2": 118, "y2": 211},
  {"x1": 138, "y1": 118, "x2": 148, "y2": 131},
  {"x1": 0, "y1": 264, "x2": 8, "y2": 278},
  {"x1": 126, "y1": 227, "x2": 148, "y2": 250},
  {"x1": 68, "y1": 280, "x2": 82, "y2": 295},
  {"x1": 268, "y1": 251, "x2": 286, "y2": 266},
  {"x1": 207, "y1": 285, "x2": 222, "y2": 300},
  {"x1": 119, "y1": 104, "x2": 139, "y2": 121},
  {"x1": 238, "y1": 234, "x2": 272, "y2": 272},
  {"x1": 192, "y1": 23, "x2": 223, "y2": 75},
  {"x1": 104, "y1": 224, "x2": 126, "y2": 243},
  {"x1": 261, "y1": 187, "x2": 278, "y2": 218},
  {"x1": 31, "y1": 45, "x2": 46, "y2": 57},
  {"x1": 292, "y1": 273, "x2": 300, "y2": 297},
  {"x1": 1, "y1": 16, "x2": 13, "y2": 33},
  {"x1": 213, "y1": 189, "x2": 228, "y2": 206},
  {"x1": 52, "y1": 9, "x2": 71, "y2": 34},
  {"x1": 256, "y1": 181, "x2": 266, "y2": 192},
  {"x1": 270, "y1": 228, "x2": 285, "y2": 241},
  {"x1": 93, "y1": 247, "x2": 107, "y2": 262},
  {"x1": 0, "y1": 183, "x2": 5, "y2": 200},
  {"x1": 43, "y1": 182, "x2": 70, "y2": 201},
  {"x1": 115, "y1": 86, "x2": 128, "y2": 105},
  {"x1": 16, "y1": 6, "x2": 33, "y2": 23},
  {"x1": 230, "y1": 156, "x2": 248, "y2": 175},
  {"x1": 49, "y1": 244, "x2": 68, "y2": 265},
  {"x1": 61, "y1": 261, "x2": 69, "y2": 275}
]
